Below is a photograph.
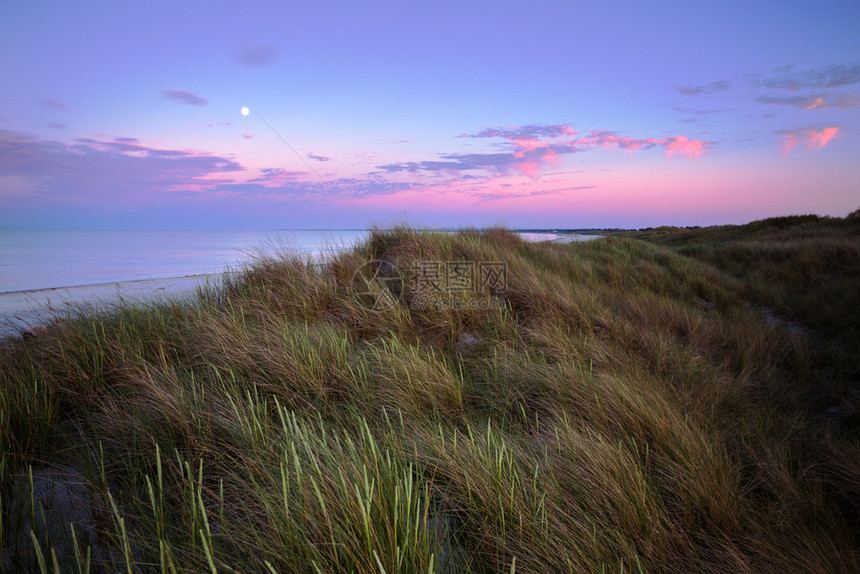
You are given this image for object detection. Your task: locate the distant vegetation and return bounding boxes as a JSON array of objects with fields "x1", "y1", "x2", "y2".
[{"x1": 1, "y1": 213, "x2": 859, "y2": 572}]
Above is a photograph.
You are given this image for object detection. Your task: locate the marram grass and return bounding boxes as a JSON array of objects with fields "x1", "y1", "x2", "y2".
[{"x1": 1, "y1": 218, "x2": 859, "y2": 573}]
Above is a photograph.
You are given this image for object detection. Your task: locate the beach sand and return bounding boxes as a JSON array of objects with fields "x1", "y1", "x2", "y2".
[{"x1": 0, "y1": 274, "x2": 230, "y2": 340}]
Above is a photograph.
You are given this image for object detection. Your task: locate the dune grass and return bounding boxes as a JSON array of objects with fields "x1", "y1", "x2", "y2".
[
  {"x1": 1, "y1": 218, "x2": 859, "y2": 572},
  {"x1": 629, "y1": 212, "x2": 860, "y2": 428}
]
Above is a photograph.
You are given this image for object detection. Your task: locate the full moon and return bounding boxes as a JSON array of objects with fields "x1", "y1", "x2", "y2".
[{"x1": 241, "y1": 107, "x2": 250, "y2": 116}]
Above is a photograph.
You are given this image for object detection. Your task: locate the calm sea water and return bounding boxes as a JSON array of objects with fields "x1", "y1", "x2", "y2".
[{"x1": 0, "y1": 229, "x2": 368, "y2": 293}]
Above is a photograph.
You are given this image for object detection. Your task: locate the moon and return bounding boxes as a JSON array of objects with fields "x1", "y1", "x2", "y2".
[{"x1": 241, "y1": 107, "x2": 250, "y2": 116}]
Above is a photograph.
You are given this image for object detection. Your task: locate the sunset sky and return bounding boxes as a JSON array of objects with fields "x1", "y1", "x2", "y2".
[{"x1": 2, "y1": 0, "x2": 858, "y2": 229}]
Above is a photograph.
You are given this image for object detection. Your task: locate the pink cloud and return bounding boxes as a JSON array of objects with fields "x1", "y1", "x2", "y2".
[
  {"x1": 581, "y1": 131, "x2": 662, "y2": 151},
  {"x1": 780, "y1": 126, "x2": 841, "y2": 154},
  {"x1": 664, "y1": 135, "x2": 708, "y2": 158},
  {"x1": 583, "y1": 131, "x2": 708, "y2": 158},
  {"x1": 810, "y1": 127, "x2": 840, "y2": 148},
  {"x1": 509, "y1": 137, "x2": 559, "y2": 177},
  {"x1": 379, "y1": 124, "x2": 713, "y2": 179}
]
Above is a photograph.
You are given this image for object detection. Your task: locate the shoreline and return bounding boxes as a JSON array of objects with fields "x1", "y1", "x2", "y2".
[
  {"x1": 0, "y1": 272, "x2": 233, "y2": 340},
  {"x1": 0, "y1": 272, "x2": 224, "y2": 297}
]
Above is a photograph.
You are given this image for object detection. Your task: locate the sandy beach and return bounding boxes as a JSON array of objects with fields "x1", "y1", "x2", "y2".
[{"x1": 0, "y1": 273, "x2": 230, "y2": 340}]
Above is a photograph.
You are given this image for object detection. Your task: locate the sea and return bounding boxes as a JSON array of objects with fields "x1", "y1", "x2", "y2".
[{"x1": 0, "y1": 229, "x2": 590, "y2": 338}]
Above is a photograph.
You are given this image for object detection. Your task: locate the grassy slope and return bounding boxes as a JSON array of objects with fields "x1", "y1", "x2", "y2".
[
  {"x1": 629, "y1": 212, "x2": 860, "y2": 426},
  {"x1": 1, "y1": 220, "x2": 859, "y2": 572}
]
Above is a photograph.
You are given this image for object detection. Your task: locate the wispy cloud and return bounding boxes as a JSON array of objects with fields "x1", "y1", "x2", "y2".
[
  {"x1": 777, "y1": 126, "x2": 841, "y2": 154},
  {"x1": 580, "y1": 131, "x2": 662, "y2": 151},
  {"x1": 463, "y1": 125, "x2": 577, "y2": 140},
  {"x1": 207, "y1": 176, "x2": 424, "y2": 201},
  {"x1": 232, "y1": 42, "x2": 279, "y2": 67},
  {"x1": 326, "y1": 178, "x2": 422, "y2": 198},
  {"x1": 756, "y1": 93, "x2": 860, "y2": 110},
  {"x1": 378, "y1": 123, "x2": 712, "y2": 176},
  {"x1": 468, "y1": 185, "x2": 596, "y2": 202},
  {"x1": 250, "y1": 168, "x2": 305, "y2": 183},
  {"x1": 461, "y1": 124, "x2": 578, "y2": 176},
  {"x1": 36, "y1": 97, "x2": 68, "y2": 110},
  {"x1": 307, "y1": 152, "x2": 331, "y2": 162},
  {"x1": 675, "y1": 63, "x2": 860, "y2": 111},
  {"x1": 759, "y1": 63, "x2": 860, "y2": 90},
  {"x1": 582, "y1": 131, "x2": 712, "y2": 158},
  {"x1": 469, "y1": 188, "x2": 561, "y2": 201},
  {"x1": 670, "y1": 106, "x2": 727, "y2": 116},
  {"x1": 672, "y1": 80, "x2": 731, "y2": 96},
  {"x1": 0, "y1": 129, "x2": 240, "y2": 198},
  {"x1": 162, "y1": 89, "x2": 208, "y2": 107},
  {"x1": 551, "y1": 184, "x2": 599, "y2": 193},
  {"x1": 670, "y1": 104, "x2": 729, "y2": 124},
  {"x1": 46, "y1": 122, "x2": 66, "y2": 130},
  {"x1": 377, "y1": 152, "x2": 547, "y2": 177},
  {"x1": 753, "y1": 62, "x2": 860, "y2": 111}
]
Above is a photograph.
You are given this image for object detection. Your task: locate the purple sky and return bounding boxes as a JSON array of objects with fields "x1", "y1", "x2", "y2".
[{"x1": 2, "y1": 1, "x2": 859, "y2": 229}]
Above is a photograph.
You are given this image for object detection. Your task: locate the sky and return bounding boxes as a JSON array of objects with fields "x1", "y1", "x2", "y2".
[{"x1": 1, "y1": 0, "x2": 859, "y2": 229}]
